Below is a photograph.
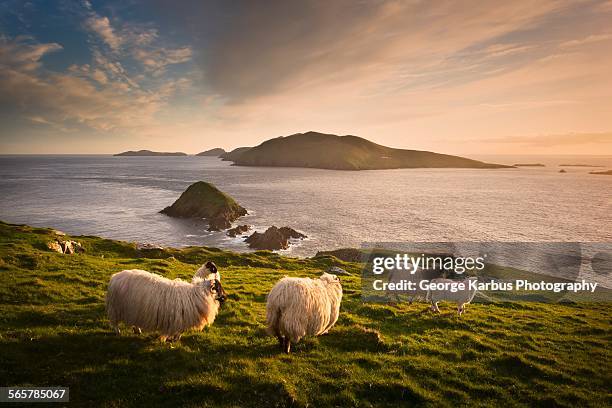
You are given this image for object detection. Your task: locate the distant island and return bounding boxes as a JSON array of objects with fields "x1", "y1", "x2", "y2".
[
  {"x1": 224, "y1": 131, "x2": 512, "y2": 170},
  {"x1": 590, "y1": 170, "x2": 612, "y2": 175},
  {"x1": 196, "y1": 148, "x2": 226, "y2": 157},
  {"x1": 160, "y1": 181, "x2": 247, "y2": 231},
  {"x1": 560, "y1": 164, "x2": 603, "y2": 167},
  {"x1": 114, "y1": 150, "x2": 187, "y2": 157},
  {"x1": 221, "y1": 147, "x2": 252, "y2": 162},
  {"x1": 513, "y1": 163, "x2": 545, "y2": 167}
]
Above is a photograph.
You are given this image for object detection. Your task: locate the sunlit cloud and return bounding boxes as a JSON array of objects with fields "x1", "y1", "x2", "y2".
[{"x1": 1, "y1": 0, "x2": 611, "y2": 154}]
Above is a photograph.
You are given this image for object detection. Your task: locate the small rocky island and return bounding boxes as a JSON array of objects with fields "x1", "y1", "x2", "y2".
[
  {"x1": 196, "y1": 148, "x2": 226, "y2": 157},
  {"x1": 114, "y1": 150, "x2": 187, "y2": 156},
  {"x1": 245, "y1": 226, "x2": 306, "y2": 250},
  {"x1": 227, "y1": 225, "x2": 251, "y2": 237},
  {"x1": 160, "y1": 181, "x2": 247, "y2": 231},
  {"x1": 514, "y1": 163, "x2": 545, "y2": 167}
]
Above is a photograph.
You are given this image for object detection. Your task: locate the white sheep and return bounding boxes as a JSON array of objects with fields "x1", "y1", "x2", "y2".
[
  {"x1": 426, "y1": 276, "x2": 478, "y2": 316},
  {"x1": 266, "y1": 272, "x2": 342, "y2": 353},
  {"x1": 106, "y1": 262, "x2": 226, "y2": 341}
]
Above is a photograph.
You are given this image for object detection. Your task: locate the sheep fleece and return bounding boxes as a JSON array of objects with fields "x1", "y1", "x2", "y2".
[
  {"x1": 106, "y1": 269, "x2": 220, "y2": 336},
  {"x1": 266, "y1": 276, "x2": 342, "y2": 342}
]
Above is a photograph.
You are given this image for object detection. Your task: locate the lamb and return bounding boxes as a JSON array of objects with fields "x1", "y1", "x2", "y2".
[
  {"x1": 426, "y1": 276, "x2": 478, "y2": 316},
  {"x1": 106, "y1": 262, "x2": 226, "y2": 341},
  {"x1": 266, "y1": 272, "x2": 342, "y2": 353}
]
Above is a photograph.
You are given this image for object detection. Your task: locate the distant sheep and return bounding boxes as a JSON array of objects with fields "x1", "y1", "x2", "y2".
[
  {"x1": 426, "y1": 276, "x2": 478, "y2": 316},
  {"x1": 106, "y1": 262, "x2": 226, "y2": 341},
  {"x1": 266, "y1": 272, "x2": 342, "y2": 353}
]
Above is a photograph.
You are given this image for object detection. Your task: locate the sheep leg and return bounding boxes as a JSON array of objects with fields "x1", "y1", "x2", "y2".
[
  {"x1": 283, "y1": 338, "x2": 291, "y2": 354},
  {"x1": 132, "y1": 326, "x2": 142, "y2": 335},
  {"x1": 458, "y1": 304, "x2": 465, "y2": 316},
  {"x1": 113, "y1": 326, "x2": 121, "y2": 336},
  {"x1": 430, "y1": 302, "x2": 440, "y2": 313},
  {"x1": 170, "y1": 334, "x2": 182, "y2": 342}
]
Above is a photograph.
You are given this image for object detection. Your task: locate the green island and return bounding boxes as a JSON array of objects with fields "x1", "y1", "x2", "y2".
[
  {"x1": 160, "y1": 181, "x2": 247, "y2": 231},
  {"x1": 227, "y1": 131, "x2": 512, "y2": 170},
  {"x1": 0, "y1": 221, "x2": 610, "y2": 407}
]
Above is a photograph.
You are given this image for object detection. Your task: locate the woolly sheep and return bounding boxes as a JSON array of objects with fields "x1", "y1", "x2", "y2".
[
  {"x1": 106, "y1": 262, "x2": 226, "y2": 341},
  {"x1": 426, "y1": 276, "x2": 478, "y2": 316},
  {"x1": 266, "y1": 272, "x2": 342, "y2": 353}
]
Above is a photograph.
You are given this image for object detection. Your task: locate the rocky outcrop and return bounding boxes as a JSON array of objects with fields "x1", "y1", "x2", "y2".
[
  {"x1": 227, "y1": 225, "x2": 251, "y2": 237},
  {"x1": 47, "y1": 239, "x2": 85, "y2": 254},
  {"x1": 160, "y1": 181, "x2": 247, "y2": 231},
  {"x1": 245, "y1": 226, "x2": 306, "y2": 250},
  {"x1": 327, "y1": 266, "x2": 352, "y2": 276},
  {"x1": 590, "y1": 170, "x2": 612, "y2": 175}
]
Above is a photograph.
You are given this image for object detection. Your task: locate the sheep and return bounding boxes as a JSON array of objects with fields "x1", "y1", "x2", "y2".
[
  {"x1": 426, "y1": 276, "x2": 478, "y2": 316},
  {"x1": 106, "y1": 262, "x2": 226, "y2": 341},
  {"x1": 266, "y1": 272, "x2": 342, "y2": 353}
]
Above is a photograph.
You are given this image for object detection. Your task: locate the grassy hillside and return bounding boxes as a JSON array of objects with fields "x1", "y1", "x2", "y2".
[
  {"x1": 230, "y1": 131, "x2": 512, "y2": 170},
  {"x1": 0, "y1": 221, "x2": 610, "y2": 407}
]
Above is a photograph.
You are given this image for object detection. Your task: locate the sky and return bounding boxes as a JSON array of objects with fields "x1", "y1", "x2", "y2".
[{"x1": 0, "y1": 0, "x2": 611, "y2": 155}]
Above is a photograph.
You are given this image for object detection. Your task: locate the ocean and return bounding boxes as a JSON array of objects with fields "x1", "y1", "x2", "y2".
[{"x1": 0, "y1": 154, "x2": 610, "y2": 259}]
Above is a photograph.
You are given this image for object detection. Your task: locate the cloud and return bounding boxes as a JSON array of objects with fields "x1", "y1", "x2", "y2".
[
  {"x1": 151, "y1": 0, "x2": 578, "y2": 102},
  {"x1": 559, "y1": 33, "x2": 612, "y2": 48},
  {"x1": 84, "y1": 16, "x2": 122, "y2": 51},
  {"x1": 0, "y1": 36, "x2": 62, "y2": 71},
  {"x1": 133, "y1": 46, "x2": 192, "y2": 73},
  {"x1": 0, "y1": 35, "x2": 190, "y2": 134}
]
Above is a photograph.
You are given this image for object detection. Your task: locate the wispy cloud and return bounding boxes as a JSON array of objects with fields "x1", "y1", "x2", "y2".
[
  {"x1": 559, "y1": 33, "x2": 612, "y2": 48},
  {"x1": 84, "y1": 15, "x2": 122, "y2": 51}
]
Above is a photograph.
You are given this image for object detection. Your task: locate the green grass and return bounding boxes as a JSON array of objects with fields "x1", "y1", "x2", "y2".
[{"x1": 0, "y1": 221, "x2": 610, "y2": 407}]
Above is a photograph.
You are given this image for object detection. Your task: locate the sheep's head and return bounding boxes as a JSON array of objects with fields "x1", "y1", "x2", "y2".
[
  {"x1": 194, "y1": 261, "x2": 220, "y2": 281},
  {"x1": 210, "y1": 278, "x2": 227, "y2": 303},
  {"x1": 320, "y1": 272, "x2": 341, "y2": 285}
]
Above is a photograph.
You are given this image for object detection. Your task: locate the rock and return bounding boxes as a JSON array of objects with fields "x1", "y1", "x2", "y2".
[
  {"x1": 160, "y1": 181, "x2": 247, "y2": 231},
  {"x1": 136, "y1": 243, "x2": 165, "y2": 251},
  {"x1": 47, "y1": 241, "x2": 63, "y2": 253},
  {"x1": 315, "y1": 248, "x2": 364, "y2": 263},
  {"x1": 227, "y1": 225, "x2": 251, "y2": 237},
  {"x1": 559, "y1": 169, "x2": 567, "y2": 173},
  {"x1": 245, "y1": 226, "x2": 307, "y2": 250},
  {"x1": 327, "y1": 266, "x2": 351, "y2": 276},
  {"x1": 47, "y1": 239, "x2": 84, "y2": 254}
]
